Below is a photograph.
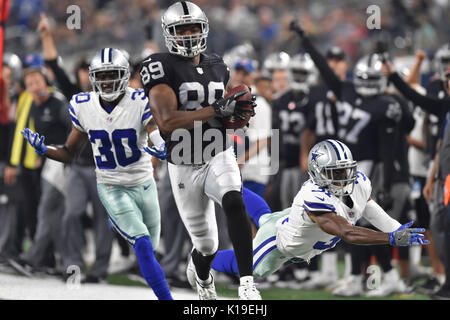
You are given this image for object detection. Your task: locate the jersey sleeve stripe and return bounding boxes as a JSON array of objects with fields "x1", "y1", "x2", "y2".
[
  {"x1": 303, "y1": 200, "x2": 335, "y2": 213},
  {"x1": 144, "y1": 103, "x2": 150, "y2": 111},
  {"x1": 68, "y1": 104, "x2": 76, "y2": 116},
  {"x1": 141, "y1": 111, "x2": 152, "y2": 122},
  {"x1": 70, "y1": 114, "x2": 84, "y2": 130}
]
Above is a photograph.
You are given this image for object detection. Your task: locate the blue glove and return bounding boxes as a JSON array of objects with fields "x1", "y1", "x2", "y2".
[
  {"x1": 389, "y1": 221, "x2": 430, "y2": 246},
  {"x1": 143, "y1": 142, "x2": 166, "y2": 160},
  {"x1": 21, "y1": 128, "x2": 48, "y2": 156}
]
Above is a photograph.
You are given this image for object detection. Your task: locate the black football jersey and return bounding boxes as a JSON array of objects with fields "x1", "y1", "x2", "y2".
[
  {"x1": 140, "y1": 52, "x2": 230, "y2": 164},
  {"x1": 335, "y1": 82, "x2": 402, "y2": 162},
  {"x1": 306, "y1": 84, "x2": 340, "y2": 142},
  {"x1": 272, "y1": 89, "x2": 311, "y2": 168}
]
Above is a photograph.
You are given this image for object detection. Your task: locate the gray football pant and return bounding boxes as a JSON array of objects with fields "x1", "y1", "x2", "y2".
[
  {"x1": 61, "y1": 165, "x2": 113, "y2": 278},
  {"x1": 23, "y1": 179, "x2": 64, "y2": 267},
  {"x1": 159, "y1": 165, "x2": 189, "y2": 277}
]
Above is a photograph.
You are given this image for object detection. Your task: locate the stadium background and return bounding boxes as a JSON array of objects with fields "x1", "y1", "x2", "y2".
[{"x1": 1, "y1": 0, "x2": 449, "y2": 300}]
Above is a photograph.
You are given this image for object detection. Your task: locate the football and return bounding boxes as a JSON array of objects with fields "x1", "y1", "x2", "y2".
[{"x1": 222, "y1": 84, "x2": 254, "y2": 130}]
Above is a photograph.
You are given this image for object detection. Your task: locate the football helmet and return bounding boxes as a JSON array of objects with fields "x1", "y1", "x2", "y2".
[
  {"x1": 3, "y1": 52, "x2": 23, "y2": 82},
  {"x1": 287, "y1": 53, "x2": 318, "y2": 93},
  {"x1": 89, "y1": 48, "x2": 130, "y2": 101},
  {"x1": 353, "y1": 53, "x2": 387, "y2": 97},
  {"x1": 434, "y1": 43, "x2": 450, "y2": 78},
  {"x1": 161, "y1": 1, "x2": 209, "y2": 58},
  {"x1": 263, "y1": 51, "x2": 290, "y2": 73},
  {"x1": 307, "y1": 140, "x2": 357, "y2": 196}
]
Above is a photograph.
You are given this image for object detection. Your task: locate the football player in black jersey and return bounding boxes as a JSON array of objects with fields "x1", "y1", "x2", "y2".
[
  {"x1": 301, "y1": 47, "x2": 348, "y2": 172},
  {"x1": 272, "y1": 53, "x2": 318, "y2": 209},
  {"x1": 139, "y1": 1, "x2": 260, "y2": 300}
]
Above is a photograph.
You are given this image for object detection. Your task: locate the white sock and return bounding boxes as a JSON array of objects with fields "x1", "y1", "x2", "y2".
[
  {"x1": 240, "y1": 275, "x2": 254, "y2": 286},
  {"x1": 344, "y1": 253, "x2": 352, "y2": 278},
  {"x1": 321, "y1": 252, "x2": 338, "y2": 279}
]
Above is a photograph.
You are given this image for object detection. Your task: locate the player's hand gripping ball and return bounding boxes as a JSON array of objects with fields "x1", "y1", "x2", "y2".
[{"x1": 221, "y1": 84, "x2": 256, "y2": 129}]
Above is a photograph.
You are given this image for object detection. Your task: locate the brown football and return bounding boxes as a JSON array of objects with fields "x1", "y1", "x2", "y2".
[{"x1": 222, "y1": 84, "x2": 254, "y2": 130}]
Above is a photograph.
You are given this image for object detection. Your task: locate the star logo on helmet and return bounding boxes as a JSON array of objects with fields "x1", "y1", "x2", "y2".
[{"x1": 311, "y1": 152, "x2": 322, "y2": 162}]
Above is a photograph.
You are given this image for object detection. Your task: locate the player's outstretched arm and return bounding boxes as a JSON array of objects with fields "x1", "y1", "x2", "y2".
[
  {"x1": 21, "y1": 126, "x2": 88, "y2": 163},
  {"x1": 306, "y1": 210, "x2": 428, "y2": 246}
]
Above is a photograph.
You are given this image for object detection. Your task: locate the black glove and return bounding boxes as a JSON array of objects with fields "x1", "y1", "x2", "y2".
[
  {"x1": 289, "y1": 19, "x2": 305, "y2": 38},
  {"x1": 212, "y1": 90, "x2": 247, "y2": 117},
  {"x1": 212, "y1": 90, "x2": 256, "y2": 120},
  {"x1": 234, "y1": 94, "x2": 257, "y2": 121},
  {"x1": 376, "y1": 191, "x2": 394, "y2": 211}
]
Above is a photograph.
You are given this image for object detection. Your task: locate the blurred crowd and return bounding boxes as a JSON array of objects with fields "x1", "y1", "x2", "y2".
[{"x1": 1, "y1": 0, "x2": 450, "y2": 299}]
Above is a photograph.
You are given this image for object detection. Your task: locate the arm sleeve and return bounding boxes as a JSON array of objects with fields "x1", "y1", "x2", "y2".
[
  {"x1": 389, "y1": 72, "x2": 448, "y2": 118},
  {"x1": 301, "y1": 36, "x2": 343, "y2": 99},
  {"x1": 45, "y1": 58, "x2": 80, "y2": 100},
  {"x1": 363, "y1": 199, "x2": 401, "y2": 232}
]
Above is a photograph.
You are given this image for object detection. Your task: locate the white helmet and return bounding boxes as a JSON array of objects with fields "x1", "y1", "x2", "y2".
[
  {"x1": 161, "y1": 1, "x2": 209, "y2": 58},
  {"x1": 89, "y1": 48, "x2": 130, "y2": 101},
  {"x1": 308, "y1": 140, "x2": 357, "y2": 196}
]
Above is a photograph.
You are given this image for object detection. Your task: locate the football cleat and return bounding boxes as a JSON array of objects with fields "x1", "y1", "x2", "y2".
[
  {"x1": 186, "y1": 254, "x2": 217, "y2": 300},
  {"x1": 238, "y1": 277, "x2": 262, "y2": 300},
  {"x1": 332, "y1": 275, "x2": 363, "y2": 297},
  {"x1": 365, "y1": 269, "x2": 411, "y2": 297}
]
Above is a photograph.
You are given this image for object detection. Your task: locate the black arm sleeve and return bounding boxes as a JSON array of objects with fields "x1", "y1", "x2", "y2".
[
  {"x1": 301, "y1": 36, "x2": 343, "y2": 100},
  {"x1": 389, "y1": 72, "x2": 448, "y2": 118},
  {"x1": 45, "y1": 58, "x2": 81, "y2": 100}
]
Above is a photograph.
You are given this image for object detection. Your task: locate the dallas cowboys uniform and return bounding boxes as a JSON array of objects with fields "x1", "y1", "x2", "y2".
[
  {"x1": 141, "y1": 52, "x2": 241, "y2": 255},
  {"x1": 69, "y1": 87, "x2": 161, "y2": 247},
  {"x1": 212, "y1": 171, "x2": 400, "y2": 278}
]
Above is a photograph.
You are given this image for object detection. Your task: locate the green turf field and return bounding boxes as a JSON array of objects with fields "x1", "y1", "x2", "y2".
[{"x1": 106, "y1": 273, "x2": 432, "y2": 300}]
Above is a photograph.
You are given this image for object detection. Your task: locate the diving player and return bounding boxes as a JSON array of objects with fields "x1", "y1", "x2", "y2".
[
  {"x1": 20, "y1": 48, "x2": 172, "y2": 300},
  {"x1": 212, "y1": 140, "x2": 429, "y2": 278},
  {"x1": 139, "y1": 1, "x2": 260, "y2": 300}
]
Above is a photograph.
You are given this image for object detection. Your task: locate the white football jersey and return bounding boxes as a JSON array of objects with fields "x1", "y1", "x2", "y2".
[
  {"x1": 69, "y1": 87, "x2": 153, "y2": 186},
  {"x1": 276, "y1": 171, "x2": 372, "y2": 262}
]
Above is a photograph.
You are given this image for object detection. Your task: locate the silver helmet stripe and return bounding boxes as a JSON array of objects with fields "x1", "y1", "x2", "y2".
[{"x1": 333, "y1": 139, "x2": 349, "y2": 160}]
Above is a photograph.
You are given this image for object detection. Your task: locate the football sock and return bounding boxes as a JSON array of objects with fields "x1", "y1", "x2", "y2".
[
  {"x1": 191, "y1": 248, "x2": 217, "y2": 281},
  {"x1": 222, "y1": 190, "x2": 253, "y2": 277},
  {"x1": 133, "y1": 236, "x2": 173, "y2": 300},
  {"x1": 242, "y1": 187, "x2": 272, "y2": 228},
  {"x1": 211, "y1": 249, "x2": 239, "y2": 275}
]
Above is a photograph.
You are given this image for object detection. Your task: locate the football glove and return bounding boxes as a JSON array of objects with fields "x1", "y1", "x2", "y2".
[
  {"x1": 234, "y1": 93, "x2": 257, "y2": 121},
  {"x1": 21, "y1": 128, "x2": 48, "y2": 156},
  {"x1": 289, "y1": 19, "x2": 305, "y2": 38},
  {"x1": 143, "y1": 142, "x2": 166, "y2": 160},
  {"x1": 389, "y1": 221, "x2": 429, "y2": 246},
  {"x1": 212, "y1": 90, "x2": 253, "y2": 118}
]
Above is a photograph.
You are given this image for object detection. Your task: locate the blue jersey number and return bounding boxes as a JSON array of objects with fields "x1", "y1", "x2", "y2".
[
  {"x1": 131, "y1": 89, "x2": 146, "y2": 101},
  {"x1": 313, "y1": 237, "x2": 340, "y2": 251},
  {"x1": 89, "y1": 129, "x2": 141, "y2": 169}
]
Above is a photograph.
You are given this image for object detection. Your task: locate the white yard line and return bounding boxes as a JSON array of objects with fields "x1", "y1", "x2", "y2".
[{"x1": 0, "y1": 273, "x2": 231, "y2": 300}]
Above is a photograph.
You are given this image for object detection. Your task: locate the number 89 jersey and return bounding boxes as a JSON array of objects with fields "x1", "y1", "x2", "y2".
[
  {"x1": 140, "y1": 52, "x2": 230, "y2": 164},
  {"x1": 69, "y1": 88, "x2": 153, "y2": 186}
]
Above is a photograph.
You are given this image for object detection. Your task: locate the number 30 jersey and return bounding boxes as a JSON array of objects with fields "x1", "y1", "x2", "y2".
[
  {"x1": 276, "y1": 171, "x2": 372, "y2": 262},
  {"x1": 140, "y1": 52, "x2": 230, "y2": 165},
  {"x1": 69, "y1": 88, "x2": 153, "y2": 186}
]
